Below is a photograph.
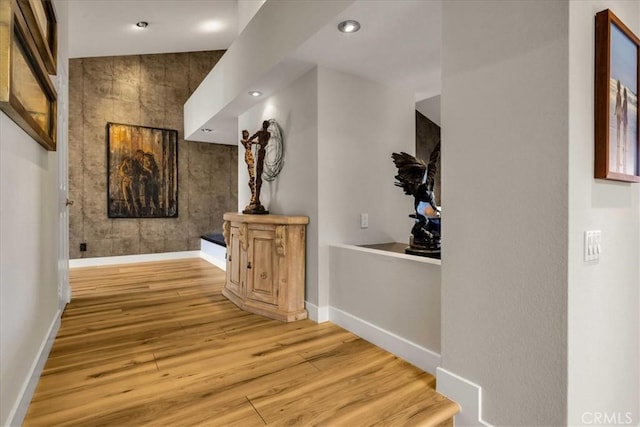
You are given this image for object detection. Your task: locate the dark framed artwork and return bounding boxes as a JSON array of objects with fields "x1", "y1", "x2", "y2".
[
  {"x1": 595, "y1": 9, "x2": 640, "y2": 182},
  {"x1": 107, "y1": 123, "x2": 178, "y2": 218},
  {"x1": 0, "y1": 0, "x2": 57, "y2": 151}
]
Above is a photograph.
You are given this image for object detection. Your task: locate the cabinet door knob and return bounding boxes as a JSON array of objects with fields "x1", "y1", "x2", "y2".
[{"x1": 247, "y1": 262, "x2": 252, "y2": 269}]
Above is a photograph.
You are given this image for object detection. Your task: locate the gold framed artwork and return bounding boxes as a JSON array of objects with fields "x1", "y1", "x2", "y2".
[
  {"x1": 107, "y1": 123, "x2": 179, "y2": 218},
  {"x1": 594, "y1": 9, "x2": 639, "y2": 182},
  {"x1": 0, "y1": 0, "x2": 57, "y2": 151},
  {"x1": 17, "y1": 0, "x2": 56, "y2": 74}
]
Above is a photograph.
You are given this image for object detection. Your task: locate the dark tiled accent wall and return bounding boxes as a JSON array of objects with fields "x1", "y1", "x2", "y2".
[
  {"x1": 416, "y1": 110, "x2": 441, "y2": 205},
  {"x1": 68, "y1": 51, "x2": 238, "y2": 259}
]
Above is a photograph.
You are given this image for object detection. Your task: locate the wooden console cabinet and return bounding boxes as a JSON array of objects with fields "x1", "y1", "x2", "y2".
[{"x1": 222, "y1": 212, "x2": 309, "y2": 322}]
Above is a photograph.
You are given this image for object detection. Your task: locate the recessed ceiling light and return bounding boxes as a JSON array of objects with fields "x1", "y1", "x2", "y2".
[
  {"x1": 136, "y1": 21, "x2": 148, "y2": 28},
  {"x1": 249, "y1": 91, "x2": 262, "y2": 97},
  {"x1": 337, "y1": 20, "x2": 360, "y2": 33},
  {"x1": 200, "y1": 20, "x2": 223, "y2": 33},
  {"x1": 201, "y1": 128, "x2": 213, "y2": 133}
]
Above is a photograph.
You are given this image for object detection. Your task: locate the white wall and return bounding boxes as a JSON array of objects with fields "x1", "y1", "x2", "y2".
[
  {"x1": 0, "y1": 114, "x2": 60, "y2": 425},
  {"x1": 317, "y1": 66, "x2": 415, "y2": 309},
  {"x1": 568, "y1": 1, "x2": 640, "y2": 425},
  {"x1": 238, "y1": 66, "x2": 415, "y2": 312},
  {"x1": 441, "y1": 1, "x2": 570, "y2": 425},
  {"x1": 55, "y1": 0, "x2": 69, "y2": 68},
  {"x1": 1, "y1": 2, "x2": 68, "y2": 423},
  {"x1": 329, "y1": 245, "x2": 441, "y2": 354},
  {"x1": 416, "y1": 95, "x2": 441, "y2": 127},
  {"x1": 237, "y1": 0, "x2": 265, "y2": 35},
  {"x1": 238, "y1": 68, "x2": 320, "y2": 307}
]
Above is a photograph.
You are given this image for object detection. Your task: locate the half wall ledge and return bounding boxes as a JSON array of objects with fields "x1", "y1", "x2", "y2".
[
  {"x1": 347, "y1": 242, "x2": 441, "y2": 265},
  {"x1": 329, "y1": 243, "x2": 442, "y2": 372}
]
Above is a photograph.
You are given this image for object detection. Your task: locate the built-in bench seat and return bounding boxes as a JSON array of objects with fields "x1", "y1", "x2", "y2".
[
  {"x1": 200, "y1": 233, "x2": 226, "y2": 269},
  {"x1": 200, "y1": 233, "x2": 226, "y2": 247}
]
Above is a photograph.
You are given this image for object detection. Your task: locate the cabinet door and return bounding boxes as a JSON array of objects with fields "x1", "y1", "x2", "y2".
[
  {"x1": 246, "y1": 228, "x2": 278, "y2": 306},
  {"x1": 226, "y1": 226, "x2": 242, "y2": 296}
]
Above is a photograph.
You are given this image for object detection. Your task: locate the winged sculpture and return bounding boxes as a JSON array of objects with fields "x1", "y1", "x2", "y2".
[{"x1": 392, "y1": 142, "x2": 441, "y2": 257}]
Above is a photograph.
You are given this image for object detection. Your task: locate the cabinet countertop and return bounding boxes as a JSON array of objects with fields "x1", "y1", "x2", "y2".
[{"x1": 223, "y1": 212, "x2": 309, "y2": 225}]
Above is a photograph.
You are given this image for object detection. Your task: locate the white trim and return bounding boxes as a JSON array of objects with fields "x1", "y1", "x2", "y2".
[
  {"x1": 199, "y1": 239, "x2": 226, "y2": 271},
  {"x1": 69, "y1": 251, "x2": 201, "y2": 268},
  {"x1": 436, "y1": 367, "x2": 492, "y2": 427},
  {"x1": 305, "y1": 301, "x2": 329, "y2": 323},
  {"x1": 329, "y1": 306, "x2": 441, "y2": 374},
  {"x1": 7, "y1": 310, "x2": 62, "y2": 427},
  {"x1": 199, "y1": 251, "x2": 226, "y2": 270}
]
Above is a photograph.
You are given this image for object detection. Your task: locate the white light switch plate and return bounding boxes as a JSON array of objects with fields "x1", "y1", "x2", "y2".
[
  {"x1": 360, "y1": 213, "x2": 368, "y2": 229},
  {"x1": 584, "y1": 230, "x2": 602, "y2": 262}
]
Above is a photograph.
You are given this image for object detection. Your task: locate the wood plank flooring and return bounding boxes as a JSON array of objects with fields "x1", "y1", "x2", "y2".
[{"x1": 23, "y1": 258, "x2": 457, "y2": 426}]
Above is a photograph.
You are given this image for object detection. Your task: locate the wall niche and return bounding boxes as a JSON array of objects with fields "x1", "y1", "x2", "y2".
[
  {"x1": 416, "y1": 110, "x2": 441, "y2": 205},
  {"x1": 69, "y1": 51, "x2": 237, "y2": 259}
]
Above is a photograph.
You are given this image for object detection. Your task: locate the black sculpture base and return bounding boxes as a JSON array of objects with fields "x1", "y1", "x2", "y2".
[
  {"x1": 242, "y1": 204, "x2": 269, "y2": 215},
  {"x1": 405, "y1": 247, "x2": 441, "y2": 259},
  {"x1": 406, "y1": 234, "x2": 441, "y2": 259}
]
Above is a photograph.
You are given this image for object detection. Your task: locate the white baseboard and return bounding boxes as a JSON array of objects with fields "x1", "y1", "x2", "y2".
[
  {"x1": 436, "y1": 367, "x2": 492, "y2": 427},
  {"x1": 7, "y1": 310, "x2": 61, "y2": 427},
  {"x1": 305, "y1": 301, "x2": 329, "y2": 323},
  {"x1": 200, "y1": 240, "x2": 226, "y2": 271},
  {"x1": 329, "y1": 306, "x2": 441, "y2": 374},
  {"x1": 199, "y1": 251, "x2": 226, "y2": 270},
  {"x1": 69, "y1": 251, "x2": 201, "y2": 268}
]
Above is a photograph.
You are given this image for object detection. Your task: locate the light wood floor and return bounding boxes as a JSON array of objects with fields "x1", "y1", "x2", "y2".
[{"x1": 23, "y1": 258, "x2": 457, "y2": 426}]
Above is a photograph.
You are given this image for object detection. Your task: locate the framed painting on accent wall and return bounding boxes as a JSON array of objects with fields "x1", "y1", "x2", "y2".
[
  {"x1": 595, "y1": 9, "x2": 640, "y2": 183},
  {"x1": 107, "y1": 123, "x2": 179, "y2": 218}
]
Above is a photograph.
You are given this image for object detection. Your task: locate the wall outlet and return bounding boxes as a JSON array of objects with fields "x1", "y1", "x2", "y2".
[
  {"x1": 80, "y1": 243, "x2": 87, "y2": 252},
  {"x1": 360, "y1": 213, "x2": 369, "y2": 229}
]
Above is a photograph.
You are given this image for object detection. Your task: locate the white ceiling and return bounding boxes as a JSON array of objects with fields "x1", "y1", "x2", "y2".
[
  {"x1": 293, "y1": 0, "x2": 441, "y2": 101},
  {"x1": 64, "y1": 0, "x2": 441, "y2": 102},
  {"x1": 67, "y1": 0, "x2": 238, "y2": 58}
]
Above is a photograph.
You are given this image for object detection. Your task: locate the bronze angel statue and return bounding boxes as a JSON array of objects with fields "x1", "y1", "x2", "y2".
[{"x1": 392, "y1": 142, "x2": 441, "y2": 258}]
